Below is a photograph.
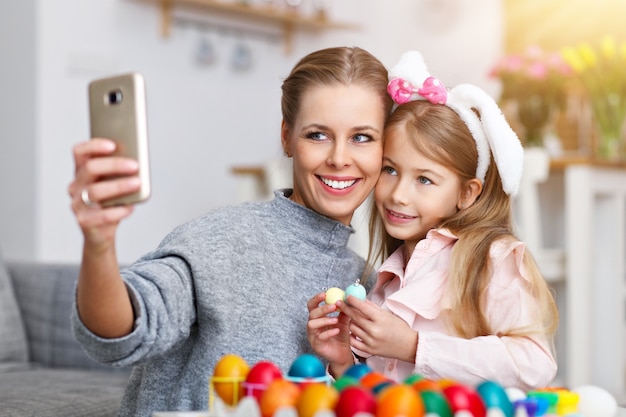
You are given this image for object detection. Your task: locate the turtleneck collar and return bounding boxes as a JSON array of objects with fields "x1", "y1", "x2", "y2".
[{"x1": 271, "y1": 189, "x2": 355, "y2": 254}]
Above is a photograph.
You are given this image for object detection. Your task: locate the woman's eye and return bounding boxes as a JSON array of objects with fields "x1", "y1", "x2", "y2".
[
  {"x1": 382, "y1": 166, "x2": 397, "y2": 176},
  {"x1": 306, "y1": 131, "x2": 328, "y2": 141},
  {"x1": 418, "y1": 176, "x2": 432, "y2": 185},
  {"x1": 352, "y1": 133, "x2": 373, "y2": 143}
]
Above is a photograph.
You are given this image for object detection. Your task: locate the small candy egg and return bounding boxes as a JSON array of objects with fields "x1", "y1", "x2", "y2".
[
  {"x1": 345, "y1": 282, "x2": 366, "y2": 301},
  {"x1": 325, "y1": 287, "x2": 345, "y2": 305}
]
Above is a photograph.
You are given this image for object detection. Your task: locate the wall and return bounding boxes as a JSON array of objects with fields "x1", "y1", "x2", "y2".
[{"x1": 0, "y1": 0, "x2": 504, "y2": 264}]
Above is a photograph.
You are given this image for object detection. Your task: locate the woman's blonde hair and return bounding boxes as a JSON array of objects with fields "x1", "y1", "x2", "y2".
[
  {"x1": 281, "y1": 46, "x2": 393, "y2": 129},
  {"x1": 368, "y1": 100, "x2": 558, "y2": 340}
]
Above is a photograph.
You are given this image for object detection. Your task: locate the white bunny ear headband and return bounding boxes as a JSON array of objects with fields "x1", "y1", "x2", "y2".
[{"x1": 387, "y1": 50, "x2": 524, "y2": 196}]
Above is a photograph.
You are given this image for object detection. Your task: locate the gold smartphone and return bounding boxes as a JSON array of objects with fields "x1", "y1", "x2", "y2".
[{"x1": 88, "y1": 72, "x2": 151, "y2": 206}]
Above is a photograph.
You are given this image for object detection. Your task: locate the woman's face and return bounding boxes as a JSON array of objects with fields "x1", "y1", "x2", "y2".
[{"x1": 282, "y1": 84, "x2": 386, "y2": 225}]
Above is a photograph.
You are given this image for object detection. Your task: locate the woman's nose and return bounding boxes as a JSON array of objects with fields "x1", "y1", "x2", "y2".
[{"x1": 326, "y1": 142, "x2": 351, "y2": 168}]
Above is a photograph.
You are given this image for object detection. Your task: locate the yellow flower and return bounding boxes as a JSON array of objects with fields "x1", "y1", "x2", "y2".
[
  {"x1": 601, "y1": 36, "x2": 616, "y2": 60},
  {"x1": 578, "y1": 43, "x2": 597, "y2": 68},
  {"x1": 561, "y1": 47, "x2": 585, "y2": 74}
]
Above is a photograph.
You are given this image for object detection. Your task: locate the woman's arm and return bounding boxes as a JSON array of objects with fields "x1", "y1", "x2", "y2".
[{"x1": 69, "y1": 138, "x2": 141, "y2": 338}]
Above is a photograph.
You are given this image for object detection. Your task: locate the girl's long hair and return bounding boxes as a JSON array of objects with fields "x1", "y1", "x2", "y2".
[{"x1": 368, "y1": 100, "x2": 558, "y2": 340}]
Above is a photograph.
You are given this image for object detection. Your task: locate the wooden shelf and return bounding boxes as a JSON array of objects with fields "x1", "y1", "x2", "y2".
[{"x1": 141, "y1": 0, "x2": 359, "y2": 53}]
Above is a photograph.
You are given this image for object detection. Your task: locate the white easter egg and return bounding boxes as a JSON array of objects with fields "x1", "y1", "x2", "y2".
[{"x1": 572, "y1": 385, "x2": 618, "y2": 417}]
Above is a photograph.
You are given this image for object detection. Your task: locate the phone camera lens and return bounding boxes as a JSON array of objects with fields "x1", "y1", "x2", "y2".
[{"x1": 107, "y1": 90, "x2": 123, "y2": 105}]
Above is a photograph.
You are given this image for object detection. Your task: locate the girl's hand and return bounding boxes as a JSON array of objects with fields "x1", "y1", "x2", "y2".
[
  {"x1": 68, "y1": 138, "x2": 141, "y2": 248},
  {"x1": 306, "y1": 293, "x2": 355, "y2": 377},
  {"x1": 337, "y1": 297, "x2": 418, "y2": 364}
]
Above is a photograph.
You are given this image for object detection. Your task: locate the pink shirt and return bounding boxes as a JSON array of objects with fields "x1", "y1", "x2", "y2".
[{"x1": 360, "y1": 228, "x2": 557, "y2": 390}]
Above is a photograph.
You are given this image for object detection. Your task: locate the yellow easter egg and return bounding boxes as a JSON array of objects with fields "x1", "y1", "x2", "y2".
[
  {"x1": 325, "y1": 287, "x2": 345, "y2": 305},
  {"x1": 212, "y1": 354, "x2": 250, "y2": 406},
  {"x1": 297, "y1": 382, "x2": 339, "y2": 417}
]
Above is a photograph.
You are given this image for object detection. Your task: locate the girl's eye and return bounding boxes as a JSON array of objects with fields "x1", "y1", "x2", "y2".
[
  {"x1": 382, "y1": 166, "x2": 397, "y2": 176},
  {"x1": 418, "y1": 176, "x2": 432, "y2": 185},
  {"x1": 306, "y1": 131, "x2": 328, "y2": 141},
  {"x1": 352, "y1": 133, "x2": 373, "y2": 143}
]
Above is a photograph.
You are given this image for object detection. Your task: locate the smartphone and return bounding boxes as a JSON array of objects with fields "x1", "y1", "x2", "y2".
[{"x1": 88, "y1": 72, "x2": 151, "y2": 206}]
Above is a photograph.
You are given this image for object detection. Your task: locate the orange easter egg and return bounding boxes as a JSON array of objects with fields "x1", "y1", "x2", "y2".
[
  {"x1": 297, "y1": 383, "x2": 339, "y2": 417},
  {"x1": 212, "y1": 354, "x2": 250, "y2": 406},
  {"x1": 376, "y1": 383, "x2": 424, "y2": 417},
  {"x1": 260, "y1": 378, "x2": 301, "y2": 417}
]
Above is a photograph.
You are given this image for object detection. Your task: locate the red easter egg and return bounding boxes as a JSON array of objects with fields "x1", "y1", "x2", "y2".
[
  {"x1": 244, "y1": 361, "x2": 283, "y2": 402},
  {"x1": 443, "y1": 384, "x2": 487, "y2": 417},
  {"x1": 335, "y1": 386, "x2": 377, "y2": 417}
]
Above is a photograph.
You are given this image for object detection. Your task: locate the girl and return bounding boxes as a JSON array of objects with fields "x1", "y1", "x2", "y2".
[
  {"x1": 68, "y1": 46, "x2": 392, "y2": 417},
  {"x1": 307, "y1": 51, "x2": 558, "y2": 390}
]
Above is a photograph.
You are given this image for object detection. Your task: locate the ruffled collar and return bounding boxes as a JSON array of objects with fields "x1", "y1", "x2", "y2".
[{"x1": 371, "y1": 229, "x2": 458, "y2": 325}]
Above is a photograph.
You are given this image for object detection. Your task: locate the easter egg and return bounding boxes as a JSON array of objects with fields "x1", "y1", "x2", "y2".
[
  {"x1": 335, "y1": 386, "x2": 377, "y2": 417},
  {"x1": 244, "y1": 360, "x2": 283, "y2": 402},
  {"x1": 443, "y1": 384, "x2": 486, "y2": 417},
  {"x1": 476, "y1": 381, "x2": 513, "y2": 417},
  {"x1": 212, "y1": 354, "x2": 250, "y2": 406},
  {"x1": 259, "y1": 379, "x2": 301, "y2": 417},
  {"x1": 343, "y1": 363, "x2": 372, "y2": 380},
  {"x1": 325, "y1": 287, "x2": 345, "y2": 305},
  {"x1": 297, "y1": 383, "x2": 339, "y2": 417},
  {"x1": 420, "y1": 390, "x2": 452, "y2": 417},
  {"x1": 333, "y1": 375, "x2": 360, "y2": 392},
  {"x1": 410, "y1": 378, "x2": 442, "y2": 393},
  {"x1": 376, "y1": 383, "x2": 424, "y2": 417},
  {"x1": 345, "y1": 282, "x2": 366, "y2": 301},
  {"x1": 288, "y1": 354, "x2": 326, "y2": 380},
  {"x1": 360, "y1": 372, "x2": 390, "y2": 391},
  {"x1": 572, "y1": 385, "x2": 618, "y2": 417}
]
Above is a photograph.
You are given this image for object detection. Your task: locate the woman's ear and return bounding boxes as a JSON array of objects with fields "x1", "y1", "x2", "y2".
[
  {"x1": 458, "y1": 178, "x2": 483, "y2": 210},
  {"x1": 281, "y1": 121, "x2": 292, "y2": 158}
]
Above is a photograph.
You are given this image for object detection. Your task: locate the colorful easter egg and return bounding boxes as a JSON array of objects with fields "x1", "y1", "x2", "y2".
[
  {"x1": 325, "y1": 287, "x2": 345, "y2": 305},
  {"x1": 244, "y1": 360, "x2": 283, "y2": 402},
  {"x1": 212, "y1": 354, "x2": 250, "y2": 406},
  {"x1": 335, "y1": 386, "x2": 377, "y2": 417},
  {"x1": 333, "y1": 375, "x2": 360, "y2": 392},
  {"x1": 288, "y1": 354, "x2": 326, "y2": 379},
  {"x1": 443, "y1": 383, "x2": 487, "y2": 417},
  {"x1": 343, "y1": 363, "x2": 372, "y2": 380},
  {"x1": 259, "y1": 379, "x2": 301, "y2": 417},
  {"x1": 376, "y1": 383, "x2": 424, "y2": 417},
  {"x1": 297, "y1": 382, "x2": 339, "y2": 417},
  {"x1": 420, "y1": 390, "x2": 453, "y2": 417},
  {"x1": 476, "y1": 381, "x2": 513, "y2": 417},
  {"x1": 345, "y1": 282, "x2": 366, "y2": 301}
]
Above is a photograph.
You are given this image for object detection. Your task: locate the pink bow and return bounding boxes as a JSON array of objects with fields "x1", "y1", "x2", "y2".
[
  {"x1": 418, "y1": 76, "x2": 447, "y2": 105},
  {"x1": 387, "y1": 76, "x2": 447, "y2": 105}
]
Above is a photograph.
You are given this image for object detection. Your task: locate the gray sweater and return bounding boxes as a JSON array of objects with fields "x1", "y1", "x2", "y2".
[{"x1": 72, "y1": 190, "x2": 368, "y2": 417}]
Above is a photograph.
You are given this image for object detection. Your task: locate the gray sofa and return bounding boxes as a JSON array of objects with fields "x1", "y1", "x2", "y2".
[{"x1": 0, "y1": 254, "x2": 131, "y2": 417}]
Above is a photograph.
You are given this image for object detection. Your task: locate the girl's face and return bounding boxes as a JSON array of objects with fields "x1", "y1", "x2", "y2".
[
  {"x1": 375, "y1": 126, "x2": 467, "y2": 256},
  {"x1": 282, "y1": 84, "x2": 386, "y2": 225}
]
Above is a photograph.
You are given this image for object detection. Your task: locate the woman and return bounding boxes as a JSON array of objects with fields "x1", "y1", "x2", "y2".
[{"x1": 67, "y1": 46, "x2": 393, "y2": 417}]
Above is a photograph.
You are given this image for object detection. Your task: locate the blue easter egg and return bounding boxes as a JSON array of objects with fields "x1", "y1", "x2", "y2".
[
  {"x1": 343, "y1": 363, "x2": 372, "y2": 380},
  {"x1": 345, "y1": 282, "x2": 366, "y2": 301},
  {"x1": 288, "y1": 354, "x2": 326, "y2": 378}
]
